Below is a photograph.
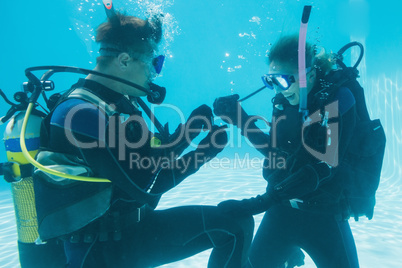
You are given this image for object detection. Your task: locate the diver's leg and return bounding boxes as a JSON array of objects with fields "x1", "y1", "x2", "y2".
[
  {"x1": 298, "y1": 213, "x2": 359, "y2": 268},
  {"x1": 18, "y1": 240, "x2": 66, "y2": 268},
  {"x1": 133, "y1": 205, "x2": 254, "y2": 268},
  {"x1": 247, "y1": 205, "x2": 299, "y2": 268},
  {"x1": 205, "y1": 207, "x2": 254, "y2": 268}
]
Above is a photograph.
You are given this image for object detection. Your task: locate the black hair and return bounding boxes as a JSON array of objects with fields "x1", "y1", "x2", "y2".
[
  {"x1": 96, "y1": 12, "x2": 163, "y2": 56},
  {"x1": 268, "y1": 34, "x2": 334, "y2": 78}
]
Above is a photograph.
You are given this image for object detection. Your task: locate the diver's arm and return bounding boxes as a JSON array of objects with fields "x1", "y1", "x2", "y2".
[
  {"x1": 147, "y1": 150, "x2": 201, "y2": 194},
  {"x1": 157, "y1": 104, "x2": 214, "y2": 159},
  {"x1": 76, "y1": 109, "x2": 223, "y2": 198},
  {"x1": 213, "y1": 94, "x2": 271, "y2": 156},
  {"x1": 149, "y1": 125, "x2": 228, "y2": 194},
  {"x1": 75, "y1": 136, "x2": 159, "y2": 203},
  {"x1": 51, "y1": 102, "x2": 161, "y2": 203},
  {"x1": 218, "y1": 192, "x2": 278, "y2": 216},
  {"x1": 241, "y1": 118, "x2": 271, "y2": 157}
]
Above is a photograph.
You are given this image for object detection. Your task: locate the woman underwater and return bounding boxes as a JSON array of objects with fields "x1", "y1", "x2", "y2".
[{"x1": 214, "y1": 34, "x2": 360, "y2": 268}]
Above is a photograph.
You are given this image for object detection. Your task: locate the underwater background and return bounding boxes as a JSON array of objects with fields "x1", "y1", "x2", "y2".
[{"x1": 1, "y1": 0, "x2": 401, "y2": 267}]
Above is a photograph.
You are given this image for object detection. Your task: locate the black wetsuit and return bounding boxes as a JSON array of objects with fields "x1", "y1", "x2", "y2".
[
  {"x1": 242, "y1": 84, "x2": 360, "y2": 268},
  {"x1": 33, "y1": 79, "x2": 254, "y2": 268}
]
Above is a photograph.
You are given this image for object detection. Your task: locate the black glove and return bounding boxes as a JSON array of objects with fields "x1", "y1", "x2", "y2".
[
  {"x1": 213, "y1": 94, "x2": 250, "y2": 129},
  {"x1": 218, "y1": 193, "x2": 278, "y2": 217},
  {"x1": 186, "y1": 104, "x2": 213, "y2": 132},
  {"x1": 164, "y1": 105, "x2": 214, "y2": 158},
  {"x1": 196, "y1": 125, "x2": 228, "y2": 158}
]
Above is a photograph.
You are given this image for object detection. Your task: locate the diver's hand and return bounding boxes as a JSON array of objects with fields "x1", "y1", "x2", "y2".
[
  {"x1": 187, "y1": 104, "x2": 214, "y2": 131},
  {"x1": 218, "y1": 193, "x2": 277, "y2": 217},
  {"x1": 165, "y1": 105, "x2": 214, "y2": 157},
  {"x1": 273, "y1": 165, "x2": 320, "y2": 200},
  {"x1": 213, "y1": 94, "x2": 249, "y2": 128},
  {"x1": 197, "y1": 125, "x2": 228, "y2": 158}
]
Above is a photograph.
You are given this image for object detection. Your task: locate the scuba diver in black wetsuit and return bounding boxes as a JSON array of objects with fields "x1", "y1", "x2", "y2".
[
  {"x1": 213, "y1": 34, "x2": 361, "y2": 267},
  {"x1": 31, "y1": 12, "x2": 254, "y2": 268}
]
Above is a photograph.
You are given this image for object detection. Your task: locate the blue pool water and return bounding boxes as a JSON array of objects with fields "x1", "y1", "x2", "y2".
[{"x1": 1, "y1": 0, "x2": 402, "y2": 267}]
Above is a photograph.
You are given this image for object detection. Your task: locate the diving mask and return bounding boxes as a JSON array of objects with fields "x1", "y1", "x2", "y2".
[
  {"x1": 261, "y1": 73, "x2": 296, "y2": 91},
  {"x1": 152, "y1": 55, "x2": 165, "y2": 75},
  {"x1": 261, "y1": 67, "x2": 312, "y2": 91},
  {"x1": 99, "y1": 43, "x2": 165, "y2": 75}
]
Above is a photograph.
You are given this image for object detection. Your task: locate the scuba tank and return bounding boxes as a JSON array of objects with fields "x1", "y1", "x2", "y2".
[
  {"x1": 1, "y1": 89, "x2": 66, "y2": 267},
  {"x1": 4, "y1": 111, "x2": 41, "y2": 244}
]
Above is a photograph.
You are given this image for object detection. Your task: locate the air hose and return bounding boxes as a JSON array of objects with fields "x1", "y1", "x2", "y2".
[{"x1": 20, "y1": 103, "x2": 111, "y2": 183}]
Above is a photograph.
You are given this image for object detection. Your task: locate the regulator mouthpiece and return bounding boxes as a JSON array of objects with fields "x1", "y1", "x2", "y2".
[{"x1": 147, "y1": 83, "x2": 166, "y2": 105}]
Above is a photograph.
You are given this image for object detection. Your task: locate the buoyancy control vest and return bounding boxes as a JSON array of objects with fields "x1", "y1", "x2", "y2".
[
  {"x1": 318, "y1": 67, "x2": 386, "y2": 221},
  {"x1": 34, "y1": 85, "x2": 161, "y2": 241}
]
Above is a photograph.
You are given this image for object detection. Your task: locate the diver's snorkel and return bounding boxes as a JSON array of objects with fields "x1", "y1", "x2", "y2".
[
  {"x1": 238, "y1": 6, "x2": 313, "y2": 111},
  {"x1": 103, "y1": 0, "x2": 117, "y2": 21},
  {"x1": 298, "y1": 5, "x2": 312, "y2": 121}
]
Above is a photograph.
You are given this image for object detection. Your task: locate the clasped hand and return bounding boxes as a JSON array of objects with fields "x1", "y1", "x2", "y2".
[
  {"x1": 187, "y1": 104, "x2": 214, "y2": 132},
  {"x1": 213, "y1": 94, "x2": 249, "y2": 128}
]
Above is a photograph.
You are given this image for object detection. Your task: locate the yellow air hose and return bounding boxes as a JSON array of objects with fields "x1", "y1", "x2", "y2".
[{"x1": 20, "y1": 103, "x2": 111, "y2": 183}]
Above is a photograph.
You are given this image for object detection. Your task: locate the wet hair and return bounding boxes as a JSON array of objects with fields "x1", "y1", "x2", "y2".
[
  {"x1": 95, "y1": 12, "x2": 163, "y2": 66},
  {"x1": 268, "y1": 34, "x2": 334, "y2": 78}
]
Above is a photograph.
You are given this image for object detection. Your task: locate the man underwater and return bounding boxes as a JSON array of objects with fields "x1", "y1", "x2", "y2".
[{"x1": 32, "y1": 12, "x2": 254, "y2": 268}]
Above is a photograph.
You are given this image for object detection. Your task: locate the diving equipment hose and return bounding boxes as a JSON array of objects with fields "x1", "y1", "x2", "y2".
[{"x1": 20, "y1": 102, "x2": 111, "y2": 183}]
